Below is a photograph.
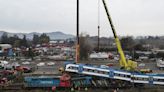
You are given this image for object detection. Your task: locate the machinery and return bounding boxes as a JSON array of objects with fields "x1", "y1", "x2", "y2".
[
  {"x1": 63, "y1": 0, "x2": 164, "y2": 87},
  {"x1": 102, "y1": 0, "x2": 137, "y2": 71}
]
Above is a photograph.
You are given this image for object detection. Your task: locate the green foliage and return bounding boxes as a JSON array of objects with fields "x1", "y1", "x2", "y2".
[
  {"x1": 28, "y1": 47, "x2": 34, "y2": 60},
  {"x1": 39, "y1": 33, "x2": 50, "y2": 44},
  {"x1": 0, "y1": 33, "x2": 25, "y2": 47},
  {"x1": 21, "y1": 35, "x2": 28, "y2": 47},
  {"x1": 120, "y1": 36, "x2": 135, "y2": 50},
  {"x1": 1, "y1": 32, "x2": 8, "y2": 44},
  {"x1": 32, "y1": 33, "x2": 50, "y2": 45},
  {"x1": 134, "y1": 44, "x2": 146, "y2": 51},
  {"x1": 0, "y1": 32, "x2": 50, "y2": 47},
  {"x1": 32, "y1": 34, "x2": 40, "y2": 45}
]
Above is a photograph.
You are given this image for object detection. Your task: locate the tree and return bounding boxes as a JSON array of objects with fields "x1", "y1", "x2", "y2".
[
  {"x1": 32, "y1": 34, "x2": 40, "y2": 45},
  {"x1": 120, "y1": 36, "x2": 135, "y2": 50},
  {"x1": 13, "y1": 40, "x2": 21, "y2": 47},
  {"x1": 27, "y1": 47, "x2": 34, "y2": 60},
  {"x1": 21, "y1": 35, "x2": 28, "y2": 47},
  {"x1": 8, "y1": 35, "x2": 20, "y2": 45},
  {"x1": 1, "y1": 32, "x2": 8, "y2": 44},
  {"x1": 134, "y1": 44, "x2": 143, "y2": 50},
  {"x1": 39, "y1": 33, "x2": 50, "y2": 44}
]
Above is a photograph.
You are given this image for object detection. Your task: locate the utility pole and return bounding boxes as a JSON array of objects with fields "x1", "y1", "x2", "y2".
[
  {"x1": 76, "y1": 0, "x2": 80, "y2": 63},
  {"x1": 98, "y1": 26, "x2": 100, "y2": 51},
  {"x1": 97, "y1": 0, "x2": 100, "y2": 51}
]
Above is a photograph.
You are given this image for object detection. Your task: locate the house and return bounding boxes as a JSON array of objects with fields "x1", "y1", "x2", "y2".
[{"x1": 0, "y1": 44, "x2": 12, "y2": 52}]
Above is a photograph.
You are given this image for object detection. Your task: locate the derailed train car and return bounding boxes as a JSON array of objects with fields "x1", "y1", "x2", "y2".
[
  {"x1": 24, "y1": 76, "x2": 61, "y2": 88},
  {"x1": 64, "y1": 63, "x2": 164, "y2": 86},
  {"x1": 24, "y1": 75, "x2": 93, "y2": 88}
]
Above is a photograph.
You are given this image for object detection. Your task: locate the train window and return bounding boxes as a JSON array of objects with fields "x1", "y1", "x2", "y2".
[
  {"x1": 83, "y1": 68, "x2": 88, "y2": 71},
  {"x1": 87, "y1": 69, "x2": 93, "y2": 72},
  {"x1": 115, "y1": 73, "x2": 124, "y2": 77},
  {"x1": 155, "y1": 79, "x2": 164, "y2": 82},
  {"x1": 127, "y1": 75, "x2": 131, "y2": 78},
  {"x1": 105, "y1": 72, "x2": 109, "y2": 75},
  {"x1": 94, "y1": 70, "x2": 98, "y2": 73},
  {"x1": 131, "y1": 77, "x2": 135, "y2": 80},
  {"x1": 133, "y1": 77, "x2": 149, "y2": 81},
  {"x1": 114, "y1": 73, "x2": 131, "y2": 78},
  {"x1": 102, "y1": 71, "x2": 105, "y2": 74},
  {"x1": 73, "y1": 67, "x2": 78, "y2": 70},
  {"x1": 68, "y1": 66, "x2": 72, "y2": 69},
  {"x1": 153, "y1": 78, "x2": 158, "y2": 81},
  {"x1": 101, "y1": 71, "x2": 105, "y2": 74},
  {"x1": 114, "y1": 73, "x2": 118, "y2": 76}
]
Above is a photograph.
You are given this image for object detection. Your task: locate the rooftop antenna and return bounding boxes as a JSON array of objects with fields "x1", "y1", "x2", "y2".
[{"x1": 75, "y1": 0, "x2": 80, "y2": 63}]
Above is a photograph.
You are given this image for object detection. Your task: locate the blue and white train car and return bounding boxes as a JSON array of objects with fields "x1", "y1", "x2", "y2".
[{"x1": 64, "y1": 63, "x2": 164, "y2": 85}]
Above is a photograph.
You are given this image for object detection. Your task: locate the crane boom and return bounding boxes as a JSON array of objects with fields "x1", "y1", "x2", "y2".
[{"x1": 102, "y1": 0, "x2": 128, "y2": 68}]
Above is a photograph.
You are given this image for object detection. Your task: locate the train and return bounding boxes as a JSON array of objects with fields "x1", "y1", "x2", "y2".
[
  {"x1": 24, "y1": 76, "x2": 61, "y2": 88},
  {"x1": 24, "y1": 75, "x2": 94, "y2": 88},
  {"x1": 64, "y1": 63, "x2": 164, "y2": 85},
  {"x1": 23, "y1": 61, "x2": 164, "y2": 89},
  {"x1": 24, "y1": 75, "x2": 127, "y2": 89}
]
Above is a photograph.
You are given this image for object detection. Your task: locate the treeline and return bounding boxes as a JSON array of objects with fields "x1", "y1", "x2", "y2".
[
  {"x1": 0, "y1": 32, "x2": 50, "y2": 48},
  {"x1": 90, "y1": 36, "x2": 164, "y2": 52},
  {"x1": 120, "y1": 36, "x2": 164, "y2": 51}
]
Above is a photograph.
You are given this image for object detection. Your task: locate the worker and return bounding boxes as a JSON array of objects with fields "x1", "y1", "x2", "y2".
[{"x1": 51, "y1": 86, "x2": 56, "y2": 92}]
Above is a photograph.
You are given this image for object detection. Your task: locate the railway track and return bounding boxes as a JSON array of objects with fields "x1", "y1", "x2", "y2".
[{"x1": 0, "y1": 83, "x2": 23, "y2": 90}]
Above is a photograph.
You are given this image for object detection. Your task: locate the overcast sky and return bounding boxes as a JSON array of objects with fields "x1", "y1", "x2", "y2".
[{"x1": 0, "y1": 0, "x2": 164, "y2": 37}]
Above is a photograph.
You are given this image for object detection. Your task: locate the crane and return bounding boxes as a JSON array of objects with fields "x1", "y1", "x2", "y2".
[{"x1": 102, "y1": 0, "x2": 137, "y2": 71}]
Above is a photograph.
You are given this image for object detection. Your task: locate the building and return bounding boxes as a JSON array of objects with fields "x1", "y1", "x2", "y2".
[{"x1": 0, "y1": 44, "x2": 12, "y2": 52}]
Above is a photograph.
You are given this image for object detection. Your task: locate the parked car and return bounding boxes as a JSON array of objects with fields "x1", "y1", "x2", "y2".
[
  {"x1": 47, "y1": 62, "x2": 55, "y2": 66},
  {"x1": 0, "y1": 61, "x2": 9, "y2": 65},
  {"x1": 0, "y1": 70, "x2": 14, "y2": 76},
  {"x1": 11, "y1": 62, "x2": 20, "y2": 69},
  {"x1": 4, "y1": 65, "x2": 13, "y2": 70},
  {"x1": 15, "y1": 66, "x2": 32, "y2": 73},
  {"x1": 89, "y1": 52, "x2": 108, "y2": 60},
  {"x1": 37, "y1": 62, "x2": 45, "y2": 66},
  {"x1": 138, "y1": 63, "x2": 145, "y2": 67},
  {"x1": 106, "y1": 63, "x2": 114, "y2": 67},
  {"x1": 22, "y1": 61, "x2": 30, "y2": 65},
  {"x1": 100, "y1": 65, "x2": 109, "y2": 68},
  {"x1": 23, "y1": 67, "x2": 32, "y2": 73},
  {"x1": 0, "y1": 78, "x2": 8, "y2": 84}
]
